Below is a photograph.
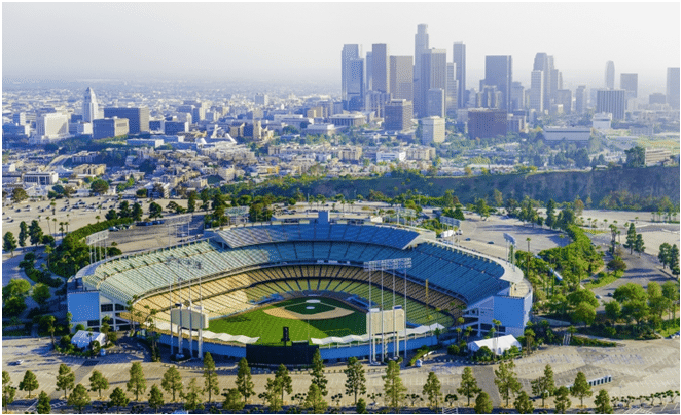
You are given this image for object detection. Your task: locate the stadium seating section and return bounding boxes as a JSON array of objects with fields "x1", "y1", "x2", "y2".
[{"x1": 84, "y1": 223, "x2": 507, "y2": 317}]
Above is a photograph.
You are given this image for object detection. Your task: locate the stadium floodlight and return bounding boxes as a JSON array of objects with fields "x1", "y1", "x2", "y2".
[
  {"x1": 86, "y1": 230, "x2": 109, "y2": 265},
  {"x1": 363, "y1": 258, "x2": 411, "y2": 363},
  {"x1": 166, "y1": 256, "x2": 205, "y2": 359}
]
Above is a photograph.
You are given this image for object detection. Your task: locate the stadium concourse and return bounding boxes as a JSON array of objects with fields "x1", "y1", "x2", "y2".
[{"x1": 68, "y1": 213, "x2": 532, "y2": 362}]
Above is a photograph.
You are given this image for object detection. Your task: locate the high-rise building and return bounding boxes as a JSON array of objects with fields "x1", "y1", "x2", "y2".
[
  {"x1": 36, "y1": 113, "x2": 69, "y2": 139},
  {"x1": 453, "y1": 42, "x2": 466, "y2": 108},
  {"x1": 417, "y1": 48, "x2": 446, "y2": 117},
  {"x1": 446, "y1": 62, "x2": 458, "y2": 115},
  {"x1": 371, "y1": 44, "x2": 390, "y2": 94},
  {"x1": 597, "y1": 89, "x2": 625, "y2": 120},
  {"x1": 347, "y1": 58, "x2": 365, "y2": 110},
  {"x1": 510, "y1": 82, "x2": 524, "y2": 111},
  {"x1": 667, "y1": 67, "x2": 680, "y2": 110},
  {"x1": 529, "y1": 70, "x2": 544, "y2": 113},
  {"x1": 550, "y1": 68, "x2": 562, "y2": 101},
  {"x1": 384, "y1": 99, "x2": 413, "y2": 132},
  {"x1": 254, "y1": 93, "x2": 268, "y2": 106},
  {"x1": 649, "y1": 93, "x2": 667, "y2": 105},
  {"x1": 82, "y1": 87, "x2": 100, "y2": 122},
  {"x1": 533, "y1": 53, "x2": 551, "y2": 111},
  {"x1": 605, "y1": 61, "x2": 615, "y2": 89},
  {"x1": 556, "y1": 89, "x2": 572, "y2": 114},
  {"x1": 12, "y1": 112, "x2": 26, "y2": 125},
  {"x1": 93, "y1": 117, "x2": 129, "y2": 139},
  {"x1": 414, "y1": 24, "x2": 429, "y2": 117},
  {"x1": 390, "y1": 56, "x2": 413, "y2": 102},
  {"x1": 342, "y1": 44, "x2": 361, "y2": 102},
  {"x1": 427, "y1": 88, "x2": 445, "y2": 118},
  {"x1": 575, "y1": 85, "x2": 587, "y2": 114},
  {"x1": 103, "y1": 107, "x2": 150, "y2": 134},
  {"x1": 365, "y1": 51, "x2": 372, "y2": 93},
  {"x1": 484, "y1": 55, "x2": 512, "y2": 110},
  {"x1": 421, "y1": 116, "x2": 445, "y2": 145},
  {"x1": 620, "y1": 73, "x2": 638, "y2": 99},
  {"x1": 467, "y1": 108, "x2": 508, "y2": 139}
]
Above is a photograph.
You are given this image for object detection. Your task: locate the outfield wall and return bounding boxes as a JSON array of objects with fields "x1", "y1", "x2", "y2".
[{"x1": 156, "y1": 333, "x2": 438, "y2": 363}]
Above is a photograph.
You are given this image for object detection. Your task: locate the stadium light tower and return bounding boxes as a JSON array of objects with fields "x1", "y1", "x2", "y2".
[
  {"x1": 364, "y1": 258, "x2": 411, "y2": 363},
  {"x1": 166, "y1": 256, "x2": 204, "y2": 359}
]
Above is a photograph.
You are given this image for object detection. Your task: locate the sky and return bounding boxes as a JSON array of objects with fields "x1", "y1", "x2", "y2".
[{"x1": 2, "y1": 2, "x2": 680, "y2": 94}]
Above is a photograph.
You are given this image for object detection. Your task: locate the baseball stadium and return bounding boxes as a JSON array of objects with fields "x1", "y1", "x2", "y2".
[{"x1": 68, "y1": 213, "x2": 532, "y2": 363}]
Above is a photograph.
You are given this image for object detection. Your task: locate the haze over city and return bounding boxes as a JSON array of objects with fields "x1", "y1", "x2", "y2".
[{"x1": 3, "y1": 2, "x2": 679, "y2": 94}]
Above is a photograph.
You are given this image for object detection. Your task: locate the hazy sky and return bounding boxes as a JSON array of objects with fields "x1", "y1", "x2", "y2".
[{"x1": 3, "y1": 2, "x2": 679, "y2": 93}]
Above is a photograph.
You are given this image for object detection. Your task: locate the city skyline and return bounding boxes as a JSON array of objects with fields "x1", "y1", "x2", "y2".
[{"x1": 2, "y1": 2, "x2": 679, "y2": 95}]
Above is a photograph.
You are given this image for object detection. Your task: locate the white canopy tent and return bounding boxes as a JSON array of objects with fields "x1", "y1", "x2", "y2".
[
  {"x1": 468, "y1": 334, "x2": 521, "y2": 355},
  {"x1": 71, "y1": 330, "x2": 107, "y2": 349},
  {"x1": 311, "y1": 323, "x2": 444, "y2": 346}
]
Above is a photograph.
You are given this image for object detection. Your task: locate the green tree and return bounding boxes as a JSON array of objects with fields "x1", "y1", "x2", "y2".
[
  {"x1": 661, "y1": 281, "x2": 680, "y2": 318},
  {"x1": 12, "y1": 187, "x2": 29, "y2": 203},
  {"x1": 235, "y1": 358, "x2": 254, "y2": 404},
  {"x1": 659, "y1": 243, "x2": 672, "y2": 268},
  {"x1": 635, "y1": 233, "x2": 645, "y2": 255},
  {"x1": 91, "y1": 179, "x2": 109, "y2": 195},
  {"x1": 148, "y1": 384, "x2": 165, "y2": 414},
  {"x1": 32, "y1": 283, "x2": 51, "y2": 307},
  {"x1": 670, "y1": 244, "x2": 680, "y2": 275},
  {"x1": 264, "y1": 377, "x2": 283, "y2": 413},
  {"x1": 457, "y1": 366, "x2": 481, "y2": 406},
  {"x1": 304, "y1": 383, "x2": 328, "y2": 414},
  {"x1": 19, "y1": 370, "x2": 39, "y2": 398},
  {"x1": 625, "y1": 145, "x2": 645, "y2": 167},
  {"x1": 311, "y1": 349, "x2": 328, "y2": 396},
  {"x1": 2, "y1": 296, "x2": 26, "y2": 316},
  {"x1": 570, "y1": 371, "x2": 593, "y2": 407},
  {"x1": 573, "y1": 301, "x2": 597, "y2": 326},
  {"x1": 494, "y1": 360, "x2": 522, "y2": 407},
  {"x1": 383, "y1": 360, "x2": 407, "y2": 413},
  {"x1": 203, "y1": 352, "x2": 219, "y2": 403},
  {"x1": 131, "y1": 202, "x2": 143, "y2": 221},
  {"x1": 68, "y1": 384, "x2": 91, "y2": 413},
  {"x1": 56, "y1": 364, "x2": 75, "y2": 399},
  {"x1": 531, "y1": 364, "x2": 555, "y2": 407},
  {"x1": 36, "y1": 390, "x2": 50, "y2": 414},
  {"x1": 158, "y1": 367, "x2": 181, "y2": 402},
  {"x1": 595, "y1": 389, "x2": 613, "y2": 413},
  {"x1": 626, "y1": 223, "x2": 637, "y2": 254},
  {"x1": 3, "y1": 371, "x2": 16, "y2": 412},
  {"x1": 127, "y1": 362, "x2": 146, "y2": 401},
  {"x1": 89, "y1": 370, "x2": 109, "y2": 398},
  {"x1": 275, "y1": 363, "x2": 293, "y2": 404},
  {"x1": 553, "y1": 386, "x2": 571, "y2": 413},
  {"x1": 187, "y1": 191, "x2": 196, "y2": 213},
  {"x1": 605, "y1": 300, "x2": 621, "y2": 322},
  {"x1": 356, "y1": 397, "x2": 367, "y2": 414},
  {"x1": 18, "y1": 221, "x2": 28, "y2": 248},
  {"x1": 182, "y1": 378, "x2": 204, "y2": 411},
  {"x1": 108, "y1": 387, "x2": 129, "y2": 412},
  {"x1": 344, "y1": 356, "x2": 366, "y2": 405},
  {"x1": 423, "y1": 371, "x2": 442, "y2": 411},
  {"x1": 545, "y1": 199, "x2": 556, "y2": 229},
  {"x1": 474, "y1": 391, "x2": 493, "y2": 414},
  {"x1": 148, "y1": 202, "x2": 163, "y2": 219},
  {"x1": 29, "y1": 220, "x2": 43, "y2": 247},
  {"x1": 514, "y1": 390, "x2": 534, "y2": 414},
  {"x1": 222, "y1": 388, "x2": 244, "y2": 411},
  {"x1": 2, "y1": 279, "x2": 31, "y2": 300},
  {"x1": 3, "y1": 232, "x2": 17, "y2": 257}
]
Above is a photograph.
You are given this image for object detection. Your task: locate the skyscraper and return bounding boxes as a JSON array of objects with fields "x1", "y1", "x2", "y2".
[
  {"x1": 446, "y1": 62, "x2": 458, "y2": 115},
  {"x1": 427, "y1": 88, "x2": 445, "y2": 118},
  {"x1": 667, "y1": 67, "x2": 680, "y2": 110},
  {"x1": 533, "y1": 53, "x2": 551, "y2": 111},
  {"x1": 597, "y1": 89, "x2": 625, "y2": 120},
  {"x1": 529, "y1": 70, "x2": 544, "y2": 113},
  {"x1": 82, "y1": 87, "x2": 100, "y2": 122},
  {"x1": 384, "y1": 99, "x2": 413, "y2": 132},
  {"x1": 342, "y1": 44, "x2": 361, "y2": 102},
  {"x1": 390, "y1": 56, "x2": 413, "y2": 102},
  {"x1": 371, "y1": 44, "x2": 390, "y2": 94},
  {"x1": 453, "y1": 42, "x2": 466, "y2": 108},
  {"x1": 620, "y1": 73, "x2": 638, "y2": 99},
  {"x1": 414, "y1": 24, "x2": 429, "y2": 117},
  {"x1": 575, "y1": 85, "x2": 587, "y2": 114},
  {"x1": 417, "y1": 48, "x2": 446, "y2": 117},
  {"x1": 365, "y1": 51, "x2": 373, "y2": 93},
  {"x1": 605, "y1": 61, "x2": 615, "y2": 89},
  {"x1": 484, "y1": 55, "x2": 512, "y2": 110},
  {"x1": 510, "y1": 82, "x2": 524, "y2": 111},
  {"x1": 556, "y1": 89, "x2": 572, "y2": 114},
  {"x1": 104, "y1": 107, "x2": 150, "y2": 134}
]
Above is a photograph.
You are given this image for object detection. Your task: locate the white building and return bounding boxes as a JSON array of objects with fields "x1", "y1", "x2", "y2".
[
  {"x1": 71, "y1": 330, "x2": 107, "y2": 349},
  {"x1": 24, "y1": 171, "x2": 59, "y2": 186},
  {"x1": 33, "y1": 113, "x2": 70, "y2": 142},
  {"x1": 593, "y1": 112, "x2": 612, "y2": 130},
  {"x1": 421, "y1": 116, "x2": 445, "y2": 145},
  {"x1": 82, "y1": 87, "x2": 101, "y2": 122},
  {"x1": 543, "y1": 127, "x2": 591, "y2": 144},
  {"x1": 376, "y1": 150, "x2": 406, "y2": 163}
]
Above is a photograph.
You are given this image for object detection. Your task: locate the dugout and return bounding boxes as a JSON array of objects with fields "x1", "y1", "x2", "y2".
[{"x1": 246, "y1": 343, "x2": 320, "y2": 366}]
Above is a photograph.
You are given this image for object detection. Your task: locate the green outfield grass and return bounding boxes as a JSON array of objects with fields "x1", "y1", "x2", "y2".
[{"x1": 208, "y1": 297, "x2": 366, "y2": 344}]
